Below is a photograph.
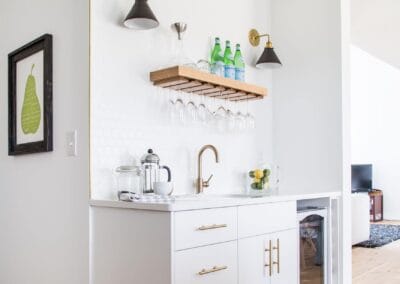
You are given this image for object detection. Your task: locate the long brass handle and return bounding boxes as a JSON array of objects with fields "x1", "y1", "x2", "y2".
[
  {"x1": 198, "y1": 265, "x2": 228, "y2": 275},
  {"x1": 273, "y1": 238, "x2": 280, "y2": 274},
  {"x1": 197, "y1": 224, "x2": 227, "y2": 231},
  {"x1": 264, "y1": 239, "x2": 272, "y2": 276}
]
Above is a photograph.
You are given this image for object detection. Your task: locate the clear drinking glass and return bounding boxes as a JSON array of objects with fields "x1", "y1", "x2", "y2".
[{"x1": 196, "y1": 59, "x2": 211, "y2": 73}]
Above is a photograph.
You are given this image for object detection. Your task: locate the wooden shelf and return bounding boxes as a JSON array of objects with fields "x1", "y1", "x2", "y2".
[{"x1": 149, "y1": 66, "x2": 267, "y2": 101}]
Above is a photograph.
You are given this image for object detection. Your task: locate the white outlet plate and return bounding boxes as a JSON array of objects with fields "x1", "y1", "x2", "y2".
[{"x1": 66, "y1": 130, "x2": 77, "y2": 157}]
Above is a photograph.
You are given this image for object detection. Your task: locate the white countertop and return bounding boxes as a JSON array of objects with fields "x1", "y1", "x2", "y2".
[{"x1": 90, "y1": 191, "x2": 341, "y2": 212}]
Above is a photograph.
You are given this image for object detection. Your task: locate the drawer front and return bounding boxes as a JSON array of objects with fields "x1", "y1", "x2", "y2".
[
  {"x1": 174, "y1": 207, "x2": 237, "y2": 251},
  {"x1": 174, "y1": 241, "x2": 237, "y2": 284},
  {"x1": 238, "y1": 201, "x2": 297, "y2": 238}
]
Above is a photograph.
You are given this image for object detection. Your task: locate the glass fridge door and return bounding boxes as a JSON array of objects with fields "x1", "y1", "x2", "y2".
[{"x1": 299, "y1": 214, "x2": 324, "y2": 284}]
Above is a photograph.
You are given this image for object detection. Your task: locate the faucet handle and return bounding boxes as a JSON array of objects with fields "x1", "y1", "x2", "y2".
[{"x1": 203, "y1": 174, "x2": 214, "y2": 187}]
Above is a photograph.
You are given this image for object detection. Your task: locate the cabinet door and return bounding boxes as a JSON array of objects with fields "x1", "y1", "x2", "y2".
[
  {"x1": 270, "y1": 229, "x2": 299, "y2": 284},
  {"x1": 238, "y1": 229, "x2": 299, "y2": 284},
  {"x1": 238, "y1": 234, "x2": 271, "y2": 284}
]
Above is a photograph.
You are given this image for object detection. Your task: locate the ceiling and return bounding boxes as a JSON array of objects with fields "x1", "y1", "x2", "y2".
[{"x1": 352, "y1": 0, "x2": 400, "y2": 69}]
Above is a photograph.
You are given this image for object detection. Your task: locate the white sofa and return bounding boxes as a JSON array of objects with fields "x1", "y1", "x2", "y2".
[{"x1": 351, "y1": 193, "x2": 370, "y2": 245}]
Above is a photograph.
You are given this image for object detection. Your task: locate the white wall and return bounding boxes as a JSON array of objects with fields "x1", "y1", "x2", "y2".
[
  {"x1": 351, "y1": 45, "x2": 400, "y2": 220},
  {"x1": 91, "y1": 0, "x2": 274, "y2": 199},
  {"x1": 271, "y1": 0, "x2": 344, "y2": 195},
  {"x1": 0, "y1": 1, "x2": 89, "y2": 283},
  {"x1": 271, "y1": 1, "x2": 350, "y2": 282}
]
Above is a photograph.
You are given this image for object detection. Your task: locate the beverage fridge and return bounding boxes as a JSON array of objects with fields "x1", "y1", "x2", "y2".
[{"x1": 297, "y1": 207, "x2": 328, "y2": 284}]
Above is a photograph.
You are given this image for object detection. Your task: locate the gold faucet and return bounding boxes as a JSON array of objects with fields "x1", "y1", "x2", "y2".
[{"x1": 196, "y1": 145, "x2": 219, "y2": 194}]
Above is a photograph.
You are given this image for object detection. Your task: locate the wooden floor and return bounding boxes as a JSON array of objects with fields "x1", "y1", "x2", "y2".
[{"x1": 352, "y1": 221, "x2": 400, "y2": 284}]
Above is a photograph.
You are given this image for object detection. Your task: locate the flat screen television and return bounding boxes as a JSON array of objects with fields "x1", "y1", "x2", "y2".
[{"x1": 351, "y1": 164, "x2": 372, "y2": 192}]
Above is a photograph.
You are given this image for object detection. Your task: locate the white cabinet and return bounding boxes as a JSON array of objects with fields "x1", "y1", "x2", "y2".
[
  {"x1": 238, "y1": 229, "x2": 298, "y2": 284},
  {"x1": 91, "y1": 200, "x2": 300, "y2": 284}
]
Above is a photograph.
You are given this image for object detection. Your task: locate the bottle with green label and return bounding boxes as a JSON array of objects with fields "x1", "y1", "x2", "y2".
[
  {"x1": 223, "y1": 40, "x2": 235, "y2": 79},
  {"x1": 210, "y1": 37, "x2": 224, "y2": 76},
  {"x1": 234, "y1": 44, "x2": 245, "y2": 81}
]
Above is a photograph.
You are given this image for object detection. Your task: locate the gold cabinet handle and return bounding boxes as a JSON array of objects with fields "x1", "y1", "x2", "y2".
[
  {"x1": 197, "y1": 224, "x2": 227, "y2": 231},
  {"x1": 198, "y1": 265, "x2": 228, "y2": 275},
  {"x1": 264, "y1": 239, "x2": 272, "y2": 276},
  {"x1": 273, "y1": 238, "x2": 280, "y2": 274}
]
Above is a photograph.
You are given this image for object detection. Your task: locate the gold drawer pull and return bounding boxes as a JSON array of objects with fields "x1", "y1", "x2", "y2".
[
  {"x1": 198, "y1": 265, "x2": 228, "y2": 275},
  {"x1": 197, "y1": 224, "x2": 227, "y2": 231},
  {"x1": 273, "y1": 239, "x2": 280, "y2": 274},
  {"x1": 265, "y1": 240, "x2": 272, "y2": 276}
]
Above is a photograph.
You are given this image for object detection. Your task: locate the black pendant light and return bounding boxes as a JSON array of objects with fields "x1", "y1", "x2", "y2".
[
  {"x1": 123, "y1": 0, "x2": 159, "y2": 30},
  {"x1": 249, "y1": 29, "x2": 282, "y2": 69}
]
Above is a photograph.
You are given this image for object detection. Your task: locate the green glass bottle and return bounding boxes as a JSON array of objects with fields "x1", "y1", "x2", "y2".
[
  {"x1": 210, "y1": 37, "x2": 224, "y2": 76},
  {"x1": 234, "y1": 44, "x2": 245, "y2": 81},
  {"x1": 223, "y1": 40, "x2": 235, "y2": 79}
]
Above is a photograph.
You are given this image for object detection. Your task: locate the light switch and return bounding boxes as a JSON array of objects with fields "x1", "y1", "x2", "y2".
[{"x1": 66, "y1": 130, "x2": 77, "y2": 157}]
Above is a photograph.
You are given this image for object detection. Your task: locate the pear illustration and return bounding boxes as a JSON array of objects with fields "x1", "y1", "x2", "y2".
[{"x1": 21, "y1": 64, "x2": 41, "y2": 134}]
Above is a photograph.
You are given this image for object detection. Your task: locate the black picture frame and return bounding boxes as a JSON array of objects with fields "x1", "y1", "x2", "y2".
[{"x1": 8, "y1": 34, "x2": 53, "y2": 155}]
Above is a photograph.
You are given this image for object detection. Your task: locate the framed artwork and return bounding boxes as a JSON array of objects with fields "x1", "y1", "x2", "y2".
[{"x1": 8, "y1": 34, "x2": 53, "y2": 155}]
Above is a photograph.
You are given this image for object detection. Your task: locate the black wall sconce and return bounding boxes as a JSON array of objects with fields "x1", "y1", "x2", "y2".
[
  {"x1": 249, "y1": 29, "x2": 282, "y2": 69},
  {"x1": 124, "y1": 0, "x2": 159, "y2": 30}
]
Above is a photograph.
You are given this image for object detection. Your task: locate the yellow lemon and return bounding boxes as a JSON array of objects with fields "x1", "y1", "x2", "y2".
[{"x1": 254, "y1": 169, "x2": 264, "y2": 179}]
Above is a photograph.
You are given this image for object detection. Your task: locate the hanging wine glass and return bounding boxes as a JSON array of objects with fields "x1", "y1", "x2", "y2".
[
  {"x1": 203, "y1": 96, "x2": 214, "y2": 127},
  {"x1": 226, "y1": 101, "x2": 236, "y2": 132},
  {"x1": 174, "y1": 98, "x2": 185, "y2": 125},
  {"x1": 235, "y1": 102, "x2": 246, "y2": 131},
  {"x1": 214, "y1": 96, "x2": 227, "y2": 132},
  {"x1": 167, "y1": 89, "x2": 177, "y2": 123},
  {"x1": 186, "y1": 101, "x2": 198, "y2": 125},
  {"x1": 245, "y1": 100, "x2": 256, "y2": 130},
  {"x1": 197, "y1": 102, "x2": 208, "y2": 125}
]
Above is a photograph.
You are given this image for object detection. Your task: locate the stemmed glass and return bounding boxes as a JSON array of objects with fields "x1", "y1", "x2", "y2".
[
  {"x1": 244, "y1": 100, "x2": 255, "y2": 130},
  {"x1": 186, "y1": 101, "x2": 198, "y2": 124},
  {"x1": 235, "y1": 103, "x2": 246, "y2": 132},
  {"x1": 226, "y1": 101, "x2": 236, "y2": 132},
  {"x1": 165, "y1": 89, "x2": 256, "y2": 132},
  {"x1": 214, "y1": 106, "x2": 227, "y2": 132},
  {"x1": 197, "y1": 95, "x2": 213, "y2": 126},
  {"x1": 211, "y1": 93, "x2": 227, "y2": 132},
  {"x1": 174, "y1": 97, "x2": 185, "y2": 125}
]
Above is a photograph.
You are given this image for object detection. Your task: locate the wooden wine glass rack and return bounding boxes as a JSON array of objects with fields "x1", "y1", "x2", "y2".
[{"x1": 149, "y1": 65, "x2": 267, "y2": 101}]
